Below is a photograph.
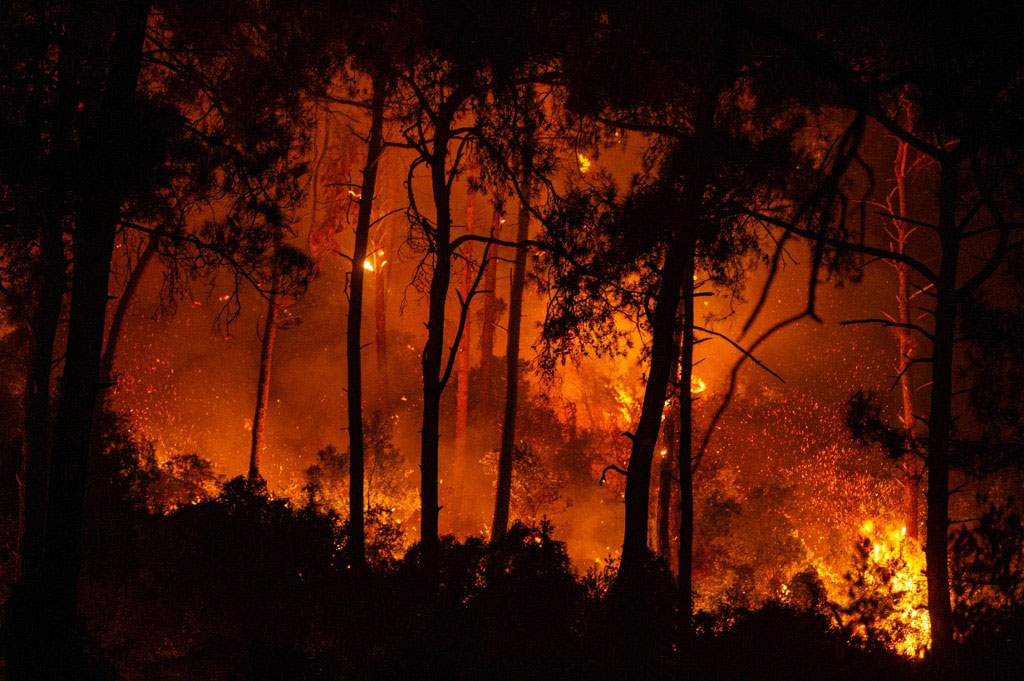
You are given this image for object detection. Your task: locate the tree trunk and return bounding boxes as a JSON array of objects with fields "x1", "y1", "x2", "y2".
[
  {"x1": 618, "y1": 245, "x2": 685, "y2": 578},
  {"x1": 478, "y1": 193, "x2": 504, "y2": 420},
  {"x1": 924, "y1": 160, "x2": 958, "y2": 660},
  {"x1": 676, "y1": 237, "x2": 697, "y2": 656},
  {"x1": 490, "y1": 179, "x2": 531, "y2": 542},
  {"x1": 617, "y1": 240, "x2": 686, "y2": 681},
  {"x1": 100, "y1": 233, "x2": 156, "y2": 382},
  {"x1": 890, "y1": 135, "x2": 921, "y2": 541},
  {"x1": 18, "y1": 215, "x2": 64, "y2": 582},
  {"x1": 248, "y1": 290, "x2": 278, "y2": 485},
  {"x1": 452, "y1": 183, "x2": 475, "y2": 525},
  {"x1": 14, "y1": 5, "x2": 152, "y2": 676},
  {"x1": 374, "y1": 154, "x2": 395, "y2": 417},
  {"x1": 347, "y1": 78, "x2": 385, "y2": 570},
  {"x1": 17, "y1": 4, "x2": 79, "y2": 585},
  {"x1": 656, "y1": 412, "x2": 675, "y2": 559},
  {"x1": 420, "y1": 118, "x2": 455, "y2": 571},
  {"x1": 618, "y1": 89, "x2": 713, "y2": 675}
]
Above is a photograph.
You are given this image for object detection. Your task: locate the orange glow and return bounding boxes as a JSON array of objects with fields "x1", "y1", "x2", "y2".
[{"x1": 818, "y1": 520, "x2": 929, "y2": 657}]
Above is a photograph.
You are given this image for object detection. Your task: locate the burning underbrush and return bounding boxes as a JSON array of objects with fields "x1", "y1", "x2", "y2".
[{"x1": 49, "y1": 404, "x2": 1020, "y2": 680}]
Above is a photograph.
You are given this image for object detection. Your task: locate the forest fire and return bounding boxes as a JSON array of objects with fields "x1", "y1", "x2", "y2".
[
  {"x1": 1, "y1": 2, "x2": 1023, "y2": 680},
  {"x1": 826, "y1": 520, "x2": 930, "y2": 658}
]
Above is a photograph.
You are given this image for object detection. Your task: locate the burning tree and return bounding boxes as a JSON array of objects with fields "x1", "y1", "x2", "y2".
[{"x1": 745, "y1": 0, "x2": 1024, "y2": 658}]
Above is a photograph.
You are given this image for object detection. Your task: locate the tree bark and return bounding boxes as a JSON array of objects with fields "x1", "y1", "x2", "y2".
[
  {"x1": 924, "y1": 159, "x2": 958, "y2": 660},
  {"x1": 248, "y1": 289, "x2": 278, "y2": 486},
  {"x1": 347, "y1": 78, "x2": 385, "y2": 570},
  {"x1": 490, "y1": 178, "x2": 531, "y2": 542},
  {"x1": 478, "y1": 194, "x2": 504, "y2": 420}
]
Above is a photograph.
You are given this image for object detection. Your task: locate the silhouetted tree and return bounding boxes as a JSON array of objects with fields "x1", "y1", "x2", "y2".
[
  {"x1": 3, "y1": 2, "x2": 328, "y2": 674},
  {"x1": 246, "y1": 247, "x2": 311, "y2": 487},
  {"x1": 345, "y1": 77, "x2": 386, "y2": 569},
  {"x1": 492, "y1": 162, "x2": 533, "y2": 542},
  {"x1": 387, "y1": 0, "x2": 571, "y2": 570}
]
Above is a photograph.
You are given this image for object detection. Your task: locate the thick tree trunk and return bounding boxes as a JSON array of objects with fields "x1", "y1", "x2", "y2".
[
  {"x1": 619, "y1": 247, "x2": 685, "y2": 578},
  {"x1": 100, "y1": 233, "x2": 156, "y2": 382},
  {"x1": 616, "y1": 240, "x2": 685, "y2": 681},
  {"x1": 924, "y1": 160, "x2": 958, "y2": 660},
  {"x1": 17, "y1": 5, "x2": 79, "y2": 585},
  {"x1": 347, "y1": 79, "x2": 385, "y2": 569},
  {"x1": 452, "y1": 184, "x2": 475, "y2": 525},
  {"x1": 478, "y1": 194, "x2": 504, "y2": 420},
  {"x1": 676, "y1": 238, "x2": 697, "y2": 655},
  {"x1": 420, "y1": 119, "x2": 455, "y2": 571},
  {"x1": 618, "y1": 90, "x2": 713, "y2": 677},
  {"x1": 490, "y1": 179, "x2": 531, "y2": 542},
  {"x1": 248, "y1": 290, "x2": 278, "y2": 485},
  {"x1": 12, "y1": 6, "x2": 152, "y2": 676}
]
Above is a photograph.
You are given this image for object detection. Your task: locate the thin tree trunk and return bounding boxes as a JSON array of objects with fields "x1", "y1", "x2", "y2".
[
  {"x1": 676, "y1": 237, "x2": 697, "y2": 656},
  {"x1": 16, "y1": 5, "x2": 152, "y2": 675},
  {"x1": 657, "y1": 300, "x2": 685, "y2": 561},
  {"x1": 374, "y1": 153, "x2": 394, "y2": 417},
  {"x1": 248, "y1": 290, "x2": 278, "y2": 485},
  {"x1": 420, "y1": 115, "x2": 455, "y2": 571},
  {"x1": 479, "y1": 194, "x2": 504, "y2": 420},
  {"x1": 924, "y1": 160, "x2": 958, "y2": 660},
  {"x1": 347, "y1": 78, "x2": 386, "y2": 570},
  {"x1": 100, "y1": 233, "x2": 156, "y2": 382},
  {"x1": 656, "y1": 412, "x2": 675, "y2": 559},
  {"x1": 890, "y1": 134, "x2": 922, "y2": 541},
  {"x1": 490, "y1": 178, "x2": 531, "y2": 543},
  {"x1": 452, "y1": 183, "x2": 475, "y2": 525}
]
